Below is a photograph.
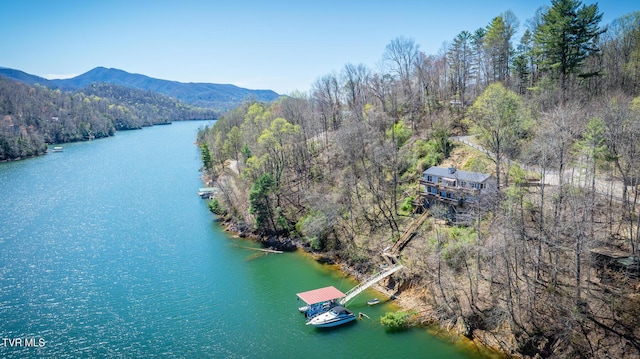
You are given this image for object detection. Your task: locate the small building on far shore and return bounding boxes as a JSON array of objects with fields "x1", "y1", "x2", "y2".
[{"x1": 198, "y1": 187, "x2": 218, "y2": 199}]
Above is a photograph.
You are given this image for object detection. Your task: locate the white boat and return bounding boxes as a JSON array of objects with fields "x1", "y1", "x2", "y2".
[
  {"x1": 51, "y1": 146, "x2": 63, "y2": 152},
  {"x1": 305, "y1": 306, "x2": 356, "y2": 328},
  {"x1": 367, "y1": 298, "x2": 381, "y2": 306}
]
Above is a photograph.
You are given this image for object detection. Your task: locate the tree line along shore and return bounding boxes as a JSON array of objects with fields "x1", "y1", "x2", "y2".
[{"x1": 0, "y1": 79, "x2": 217, "y2": 162}]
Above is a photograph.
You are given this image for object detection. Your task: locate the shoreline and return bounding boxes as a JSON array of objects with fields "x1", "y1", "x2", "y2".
[{"x1": 214, "y1": 215, "x2": 509, "y2": 359}]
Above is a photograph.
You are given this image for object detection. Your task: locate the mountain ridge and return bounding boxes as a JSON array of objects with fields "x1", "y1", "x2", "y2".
[{"x1": 0, "y1": 66, "x2": 281, "y2": 111}]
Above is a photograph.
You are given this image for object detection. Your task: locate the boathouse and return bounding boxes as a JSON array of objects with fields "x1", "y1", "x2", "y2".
[
  {"x1": 296, "y1": 286, "x2": 346, "y2": 318},
  {"x1": 198, "y1": 187, "x2": 218, "y2": 199}
]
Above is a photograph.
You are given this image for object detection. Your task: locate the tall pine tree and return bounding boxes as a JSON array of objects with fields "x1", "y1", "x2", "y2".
[{"x1": 533, "y1": 0, "x2": 604, "y2": 101}]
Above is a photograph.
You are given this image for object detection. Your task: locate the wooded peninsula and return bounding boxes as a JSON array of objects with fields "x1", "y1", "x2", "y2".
[
  {"x1": 0, "y1": 76, "x2": 218, "y2": 161},
  {"x1": 198, "y1": 1, "x2": 640, "y2": 358}
]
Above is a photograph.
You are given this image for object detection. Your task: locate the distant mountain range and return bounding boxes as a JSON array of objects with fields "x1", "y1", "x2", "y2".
[{"x1": 0, "y1": 66, "x2": 281, "y2": 111}]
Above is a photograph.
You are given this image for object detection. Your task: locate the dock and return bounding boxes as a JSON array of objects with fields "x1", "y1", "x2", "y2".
[
  {"x1": 198, "y1": 187, "x2": 218, "y2": 199},
  {"x1": 238, "y1": 245, "x2": 283, "y2": 254},
  {"x1": 297, "y1": 263, "x2": 403, "y2": 317},
  {"x1": 297, "y1": 286, "x2": 346, "y2": 318},
  {"x1": 296, "y1": 212, "x2": 419, "y2": 315}
]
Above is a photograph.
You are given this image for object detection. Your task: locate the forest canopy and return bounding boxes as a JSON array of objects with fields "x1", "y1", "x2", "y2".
[{"x1": 0, "y1": 78, "x2": 217, "y2": 161}]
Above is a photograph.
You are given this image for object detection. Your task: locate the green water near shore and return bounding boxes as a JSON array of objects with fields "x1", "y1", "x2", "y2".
[{"x1": 0, "y1": 121, "x2": 492, "y2": 358}]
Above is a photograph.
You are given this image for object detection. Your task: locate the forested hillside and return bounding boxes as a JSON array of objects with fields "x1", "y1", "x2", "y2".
[
  {"x1": 198, "y1": 2, "x2": 640, "y2": 358},
  {"x1": 52, "y1": 67, "x2": 282, "y2": 110},
  {"x1": 0, "y1": 78, "x2": 216, "y2": 161},
  {"x1": 0, "y1": 66, "x2": 282, "y2": 111}
]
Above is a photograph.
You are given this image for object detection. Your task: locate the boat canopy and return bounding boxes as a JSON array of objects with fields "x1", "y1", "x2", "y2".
[
  {"x1": 331, "y1": 306, "x2": 348, "y2": 314},
  {"x1": 296, "y1": 286, "x2": 345, "y2": 305}
]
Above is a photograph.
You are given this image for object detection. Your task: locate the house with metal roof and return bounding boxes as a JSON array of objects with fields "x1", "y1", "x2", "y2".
[{"x1": 420, "y1": 166, "x2": 495, "y2": 210}]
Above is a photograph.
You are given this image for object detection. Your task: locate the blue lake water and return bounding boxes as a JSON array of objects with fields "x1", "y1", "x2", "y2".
[{"x1": 0, "y1": 121, "x2": 491, "y2": 358}]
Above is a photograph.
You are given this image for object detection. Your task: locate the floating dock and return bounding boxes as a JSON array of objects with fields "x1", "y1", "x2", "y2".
[{"x1": 198, "y1": 187, "x2": 218, "y2": 198}]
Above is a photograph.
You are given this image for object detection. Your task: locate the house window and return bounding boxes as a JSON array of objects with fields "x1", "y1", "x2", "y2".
[{"x1": 426, "y1": 175, "x2": 433, "y2": 182}]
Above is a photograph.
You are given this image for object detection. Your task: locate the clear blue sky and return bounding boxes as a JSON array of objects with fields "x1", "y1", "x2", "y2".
[{"x1": 1, "y1": 0, "x2": 636, "y2": 94}]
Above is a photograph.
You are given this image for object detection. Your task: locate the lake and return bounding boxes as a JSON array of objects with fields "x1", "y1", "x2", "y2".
[{"x1": 0, "y1": 121, "x2": 492, "y2": 358}]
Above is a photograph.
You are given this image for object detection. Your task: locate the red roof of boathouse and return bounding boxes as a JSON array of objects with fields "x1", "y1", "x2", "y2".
[{"x1": 296, "y1": 286, "x2": 345, "y2": 305}]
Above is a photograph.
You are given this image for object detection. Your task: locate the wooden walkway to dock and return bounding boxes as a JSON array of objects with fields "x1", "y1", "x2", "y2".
[
  {"x1": 335, "y1": 210, "x2": 431, "y2": 306},
  {"x1": 339, "y1": 264, "x2": 404, "y2": 306},
  {"x1": 390, "y1": 211, "x2": 429, "y2": 254}
]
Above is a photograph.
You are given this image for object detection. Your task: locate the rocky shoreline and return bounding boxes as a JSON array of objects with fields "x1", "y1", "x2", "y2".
[{"x1": 215, "y1": 214, "x2": 510, "y2": 359}]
